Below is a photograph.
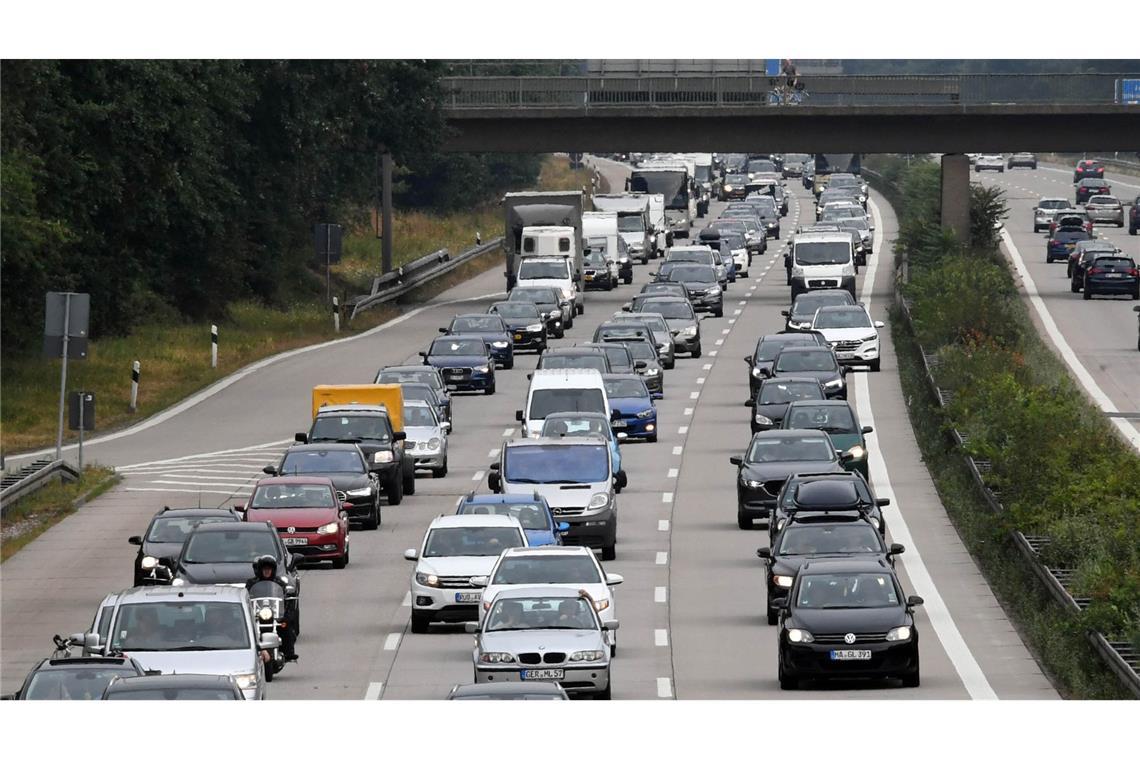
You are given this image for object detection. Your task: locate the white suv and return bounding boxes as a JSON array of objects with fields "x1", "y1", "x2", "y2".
[
  {"x1": 809, "y1": 304, "x2": 885, "y2": 372},
  {"x1": 472, "y1": 546, "x2": 624, "y2": 655},
  {"x1": 404, "y1": 514, "x2": 528, "y2": 633},
  {"x1": 974, "y1": 154, "x2": 1004, "y2": 173}
]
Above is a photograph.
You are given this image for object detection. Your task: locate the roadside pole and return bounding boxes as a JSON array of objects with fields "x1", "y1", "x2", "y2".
[
  {"x1": 129, "y1": 361, "x2": 140, "y2": 412},
  {"x1": 211, "y1": 325, "x2": 218, "y2": 368},
  {"x1": 332, "y1": 296, "x2": 340, "y2": 333},
  {"x1": 44, "y1": 292, "x2": 90, "y2": 462},
  {"x1": 55, "y1": 294, "x2": 71, "y2": 461}
]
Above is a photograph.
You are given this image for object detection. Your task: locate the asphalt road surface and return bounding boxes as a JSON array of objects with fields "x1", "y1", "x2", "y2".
[{"x1": 0, "y1": 157, "x2": 1057, "y2": 699}]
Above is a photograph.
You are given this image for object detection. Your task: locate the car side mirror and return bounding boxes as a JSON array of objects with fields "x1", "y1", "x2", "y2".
[
  {"x1": 438, "y1": 327, "x2": 448, "y2": 333},
  {"x1": 128, "y1": 535, "x2": 143, "y2": 546},
  {"x1": 729, "y1": 455, "x2": 743, "y2": 466},
  {"x1": 907, "y1": 595, "x2": 924, "y2": 608},
  {"x1": 285, "y1": 553, "x2": 297, "y2": 570},
  {"x1": 875, "y1": 497, "x2": 891, "y2": 507},
  {"x1": 621, "y1": 304, "x2": 632, "y2": 312},
  {"x1": 440, "y1": 421, "x2": 451, "y2": 433},
  {"x1": 262, "y1": 465, "x2": 277, "y2": 476},
  {"x1": 744, "y1": 399, "x2": 755, "y2": 408},
  {"x1": 556, "y1": 522, "x2": 570, "y2": 533},
  {"x1": 488, "y1": 472, "x2": 501, "y2": 492},
  {"x1": 756, "y1": 547, "x2": 772, "y2": 560},
  {"x1": 83, "y1": 633, "x2": 103, "y2": 653},
  {"x1": 464, "y1": 622, "x2": 479, "y2": 634},
  {"x1": 758, "y1": 368, "x2": 771, "y2": 378},
  {"x1": 418, "y1": 351, "x2": 427, "y2": 358},
  {"x1": 341, "y1": 502, "x2": 352, "y2": 513},
  {"x1": 515, "y1": 409, "x2": 524, "y2": 422},
  {"x1": 744, "y1": 355, "x2": 753, "y2": 365},
  {"x1": 602, "y1": 620, "x2": 620, "y2": 631},
  {"x1": 489, "y1": 462, "x2": 500, "y2": 471},
  {"x1": 773, "y1": 598, "x2": 788, "y2": 609},
  {"x1": 234, "y1": 503, "x2": 247, "y2": 513},
  {"x1": 873, "y1": 320, "x2": 885, "y2": 329},
  {"x1": 403, "y1": 549, "x2": 418, "y2": 561},
  {"x1": 294, "y1": 432, "x2": 308, "y2": 444},
  {"x1": 839, "y1": 451, "x2": 856, "y2": 464},
  {"x1": 889, "y1": 543, "x2": 905, "y2": 555},
  {"x1": 840, "y1": 366, "x2": 849, "y2": 375},
  {"x1": 606, "y1": 573, "x2": 624, "y2": 586},
  {"x1": 610, "y1": 409, "x2": 622, "y2": 422},
  {"x1": 634, "y1": 360, "x2": 647, "y2": 370},
  {"x1": 861, "y1": 426, "x2": 874, "y2": 434},
  {"x1": 469, "y1": 576, "x2": 488, "y2": 587},
  {"x1": 780, "y1": 310, "x2": 790, "y2": 317},
  {"x1": 393, "y1": 431, "x2": 407, "y2": 442},
  {"x1": 259, "y1": 632, "x2": 282, "y2": 651}
]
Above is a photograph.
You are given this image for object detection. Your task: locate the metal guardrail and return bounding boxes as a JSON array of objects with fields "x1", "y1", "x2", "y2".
[
  {"x1": 349, "y1": 238, "x2": 504, "y2": 321},
  {"x1": 442, "y1": 73, "x2": 1140, "y2": 110},
  {"x1": 1, "y1": 459, "x2": 80, "y2": 514}
]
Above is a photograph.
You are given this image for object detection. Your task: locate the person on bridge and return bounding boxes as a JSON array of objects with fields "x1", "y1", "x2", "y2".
[{"x1": 246, "y1": 555, "x2": 298, "y2": 662}]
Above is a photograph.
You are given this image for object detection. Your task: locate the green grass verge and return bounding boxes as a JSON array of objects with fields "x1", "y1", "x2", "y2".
[{"x1": 1, "y1": 466, "x2": 120, "y2": 561}]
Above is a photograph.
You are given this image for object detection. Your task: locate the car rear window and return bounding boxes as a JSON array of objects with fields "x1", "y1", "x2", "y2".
[
  {"x1": 1092, "y1": 257, "x2": 1135, "y2": 268},
  {"x1": 1055, "y1": 230, "x2": 1091, "y2": 243}
]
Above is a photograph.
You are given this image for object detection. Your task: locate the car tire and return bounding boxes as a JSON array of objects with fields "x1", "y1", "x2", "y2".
[
  {"x1": 713, "y1": 307, "x2": 724, "y2": 318},
  {"x1": 411, "y1": 611, "x2": 430, "y2": 634},
  {"x1": 265, "y1": 661, "x2": 275, "y2": 682},
  {"x1": 485, "y1": 382, "x2": 496, "y2": 396},
  {"x1": 767, "y1": 606, "x2": 778, "y2": 626},
  {"x1": 1083, "y1": 284, "x2": 1092, "y2": 300},
  {"x1": 601, "y1": 544, "x2": 616, "y2": 561},
  {"x1": 1132, "y1": 289, "x2": 1139, "y2": 301},
  {"x1": 870, "y1": 358, "x2": 881, "y2": 372},
  {"x1": 404, "y1": 468, "x2": 416, "y2": 496},
  {"x1": 332, "y1": 547, "x2": 348, "y2": 569},
  {"x1": 647, "y1": 432, "x2": 658, "y2": 443},
  {"x1": 778, "y1": 662, "x2": 798, "y2": 691},
  {"x1": 433, "y1": 462, "x2": 448, "y2": 478},
  {"x1": 577, "y1": 301, "x2": 584, "y2": 315},
  {"x1": 385, "y1": 477, "x2": 402, "y2": 507},
  {"x1": 363, "y1": 502, "x2": 380, "y2": 530},
  {"x1": 902, "y1": 658, "x2": 920, "y2": 688},
  {"x1": 596, "y1": 683, "x2": 612, "y2": 700},
  {"x1": 738, "y1": 511, "x2": 751, "y2": 530},
  {"x1": 691, "y1": 345, "x2": 702, "y2": 358},
  {"x1": 504, "y1": 359, "x2": 514, "y2": 370}
]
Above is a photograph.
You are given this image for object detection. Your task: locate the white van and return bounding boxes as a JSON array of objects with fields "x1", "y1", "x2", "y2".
[
  {"x1": 516, "y1": 255, "x2": 579, "y2": 319},
  {"x1": 789, "y1": 232, "x2": 857, "y2": 300},
  {"x1": 584, "y1": 211, "x2": 632, "y2": 285},
  {"x1": 516, "y1": 368, "x2": 610, "y2": 438}
]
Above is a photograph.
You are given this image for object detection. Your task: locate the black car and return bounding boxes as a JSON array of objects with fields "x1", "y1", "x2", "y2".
[
  {"x1": 747, "y1": 377, "x2": 827, "y2": 434},
  {"x1": 419, "y1": 336, "x2": 496, "y2": 395},
  {"x1": 633, "y1": 281, "x2": 690, "y2": 302},
  {"x1": 128, "y1": 507, "x2": 241, "y2": 586},
  {"x1": 375, "y1": 365, "x2": 452, "y2": 424},
  {"x1": 536, "y1": 346, "x2": 612, "y2": 373},
  {"x1": 776, "y1": 558, "x2": 922, "y2": 689},
  {"x1": 745, "y1": 333, "x2": 830, "y2": 397},
  {"x1": 668, "y1": 264, "x2": 724, "y2": 317},
  {"x1": 265, "y1": 443, "x2": 381, "y2": 527},
  {"x1": 782, "y1": 289, "x2": 859, "y2": 331},
  {"x1": 487, "y1": 301, "x2": 548, "y2": 353},
  {"x1": 508, "y1": 286, "x2": 567, "y2": 338},
  {"x1": 441, "y1": 314, "x2": 514, "y2": 369},
  {"x1": 593, "y1": 320, "x2": 652, "y2": 345},
  {"x1": 171, "y1": 522, "x2": 301, "y2": 623},
  {"x1": 758, "y1": 515, "x2": 904, "y2": 624},
  {"x1": 610, "y1": 313, "x2": 676, "y2": 369},
  {"x1": 1080, "y1": 254, "x2": 1139, "y2": 300},
  {"x1": 720, "y1": 173, "x2": 750, "y2": 201},
  {"x1": 631, "y1": 296, "x2": 703, "y2": 357},
  {"x1": 583, "y1": 248, "x2": 617, "y2": 291},
  {"x1": 298, "y1": 405, "x2": 410, "y2": 503},
  {"x1": 1075, "y1": 178, "x2": 1111, "y2": 205},
  {"x1": 769, "y1": 346, "x2": 848, "y2": 400},
  {"x1": 770, "y1": 472, "x2": 889, "y2": 543},
  {"x1": 610, "y1": 337, "x2": 664, "y2": 397},
  {"x1": 103, "y1": 673, "x2": 244, "y2": 700},
  {"x1": 6, "y1": 653, "x2": 147, "y2": 700},
  {"x1": 731, "y1": 430, "x2": 848, "y2": 530}
]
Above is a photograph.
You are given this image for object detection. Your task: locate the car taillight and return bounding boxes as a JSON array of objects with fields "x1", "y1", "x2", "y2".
[
  {"x1": 1129, "y1": 269, "x2": 1139, "y2": 277},
  {"x1": 1088, "y1": 268, "x2": 1103, "y2": 276}
]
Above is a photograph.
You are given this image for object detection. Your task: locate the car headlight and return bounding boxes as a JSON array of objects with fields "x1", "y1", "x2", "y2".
[
  {"x1": 744, "y1": 479, "x2": 763, "y2": 488},
  {"x1": 491, "y1": 341, "x2": 508, "y2": 348},
  {"x1": 316, "y1": 521, "x2": 340, "y2": 535},
  {"x1": 767, "y1": 221, "x2": 778, "y2": 229},
  {"x1": 141, "y1": 556, "x2": 159, "y2": 569},
  {"x1": 858, "y1": 195, "x2": 866, "y2": 203},
  {"x1": 774, "y1": 574, "x2": 794, "y2": 588},
  {"x1": 346, "y1": 486, "x2": 372, "y2": 497},
  {"x1": 643, "y1": 367, "x2": 660, "y2": 376},
  {"x1": 786, "y1": 628, "x2": 814, "y2": 643},
  {"x1": 569, "y1": 649, "x2": 605, "y2": 662},
  {"x1": 846, "y1": 445, "x2": 866, "y2": 460},
  {"x1": 589, "y1": 492, "x2": 610, "y2": 509},
  {"x1": 886, "y1": 626, "x2": 912, "y2": 642},
  {"x1": 171, "y1": 578, "x2": 186, "y2": 587},
  {"x1": 619, "y1": 257, "x2": 630, "y2": 264},
  {"x1": 709, "y1": 286, "x2": 721, "y2": 295},
  {"x1": 592, "y1": 598, "x2": 610, "y2": 612},
  {"x1": 475, "y1": 364, "x2": 491, "y2": 373},
  {"x1": 479, "y1": 652, "x2": 516, "y2": 664},
  {"x1": 234, "y1": 672, "x2": 258, "y2": 690},
  {"x1": 636, "y1": 408, "x2": 654, "y2": 419},
  {"x1": 257, "y1": 606, "x2": 275, "y2": 622},
  {"x1": 793, "y1": 321, "x2": 812, "y2": 329},
  {"x1": 824, "y1": 378, "x2": 844, "y2": 389},
  {"x1": 526, "y1": 323, "x2": 543, "y2": 332},
  {"x1": 415, "y1": 572, "x2": 440, "y2": 588},
  {"x1": 723, "y1": 185, "x2": 733, "y2": 192},
  {"x1": 373, "y1": 451, "x2": 394, "y2": 464},
  {"x1": 680, "y1": 326, "x2": 697, "y2": 337},
  {"x1": 754, "y1": 414, "x2": 773, "y2": 425},
  {"x1": 426, "y1": 437, "x2": 441, "y2": 451}
]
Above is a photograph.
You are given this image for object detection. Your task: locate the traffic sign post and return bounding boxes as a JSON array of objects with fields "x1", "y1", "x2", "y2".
[
  {"x1": 314, "y1": 223, "x2": 344, "y2": 306},
  {"x1": 68, "y1": 391, "x2": 96, "y2": 473},
  {"x1": 44, "y1": 292, "x2": 90, "y2": 461}
]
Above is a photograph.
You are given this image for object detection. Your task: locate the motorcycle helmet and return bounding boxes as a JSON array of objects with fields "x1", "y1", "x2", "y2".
[{"x1": 252, "y1": 554, "x2": 278, "y2": 576}]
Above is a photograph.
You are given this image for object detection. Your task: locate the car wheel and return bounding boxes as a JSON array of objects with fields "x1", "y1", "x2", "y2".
[
  {"x1": 332, "y1": 547, "x2": 348, "y2": 569},
  {"x1": 690, "y1": 344, "x2": 702, "y2": 358},
  {"x1": 605, "y1": 279, "x2": 614, "y2": 291},
  {"x1": 404, "y1": 467, "x2": 416, "y2": 496},
  {"x1": 778, "y1": 661, "x2": 798, "y2": 691},
  {"x1": 265, "y1": 661, "x2": 275, "y2": 682},
  {"x1": 601, "y1": 544, "x2": 616, "y2": 561},
  {"x1": 485, "y1": 382, "x2": 496, "y2": 396},
  {"x1": 738, "y1": 511, "x2": 752, "y2": 530},
  {"x1": 595, "y1": 682, "x2": 612, "y2": 700},
  {"x1": 870, "y1": 358, "x2": 881, "y2": 372},
  {"x1": 293, "y1": 607, "x2": 301, "y2": 638},
  {"x1": 1132, "y1": 289, "x2": 1139, "y2": 301},
  {"x1": 1083, "y1": 285, "x2": 1092, "y2": 300},
  {"x1": 433, "y1": 461, "x2": 448, "y2": 478},
  {"x1": 1130, "y1": 226, "x2": 1137, "y2": 236},
  {"x1": 411, "y1": 611, "x2": 430, "y2": 634},
  {"x1": 713, "y1": 308, "x2": 724, "y2": 318},
  {"x1": 385, "y1": 477, "x2": 402, "y2": 507},
  {"x1": 504, "y1": 359, "x2": 514, "y2": 370},
  {"x1": 647, "y1": 432, "x2": 658, "y2": 443},
  {"x1": 577, "y1": 301, "x2": 584, "y2": 315},
  {"x1": 767, "y1": 605, "x2": 778, "y2": 626}
]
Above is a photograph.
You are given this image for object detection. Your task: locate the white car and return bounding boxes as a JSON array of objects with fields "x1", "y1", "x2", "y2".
[
  {"x1": 402, "y1": 399, "x2": 449, "y2": 478},
  {"x1": 515, "y1": 257, "x2": 579, "y2": 323},
  {"x1": 974, "y1": 154, "x2": 1004, "y2": 173},
  {"x1": 472, "y1": 546, "x2": 624, "y2": 655},
  {"x1": 1033, "y1": 198, "x2": 1074, "y2": 233},
  {"x1": 809, "y1": 304, "x2": 885, "y2": 372},
  {"x1": 405, "y1": 514, "x2": 528, "y2": 633}
]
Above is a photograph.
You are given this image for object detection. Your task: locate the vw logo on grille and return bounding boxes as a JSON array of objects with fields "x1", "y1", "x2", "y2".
[
  {"x1": 287, "y1": 526, "x2": 296, "y2": 534},
  {"x1": 844, "y1": 633, "x2": 856, "y2": 644}
]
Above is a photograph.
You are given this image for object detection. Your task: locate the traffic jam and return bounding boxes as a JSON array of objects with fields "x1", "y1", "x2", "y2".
[{"x1": 9, "y1": 152, "x2": 924, "y2": 701}]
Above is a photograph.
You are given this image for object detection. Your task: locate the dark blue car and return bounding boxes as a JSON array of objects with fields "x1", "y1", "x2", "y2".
[
  {"x1": 441, "y1": 314, "x2": 514, "y2": 369},
  {"x1": 420, "y1": 336, "x2": 496, "y2": 395},
  {"x1": 602, "y1": 373, "x2": 658, "y2": 443},
  {"x1": 454, "y1": 492, "x2": 568, "y2": 547},
  {"x1": 1046, "y1": 228, "x2": 1091, "y2": 263}
]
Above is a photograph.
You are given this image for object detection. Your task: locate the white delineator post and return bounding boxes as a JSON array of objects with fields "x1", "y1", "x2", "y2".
[
  {"x1": 210, "y1": 324, "x2": 218, "y2": 368},
  {"x1": 332, "y1": 296, "x2": 340, "y2": 333},
  {"x1": 129, "y1": 361, "x2": 140, "y2": 412}
]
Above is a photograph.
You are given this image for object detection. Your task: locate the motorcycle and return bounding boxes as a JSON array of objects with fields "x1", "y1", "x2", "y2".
[{"x1": 249, "y1": 580, "x2": 289, "y2": 681}]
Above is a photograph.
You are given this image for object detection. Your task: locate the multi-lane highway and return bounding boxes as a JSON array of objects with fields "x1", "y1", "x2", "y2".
[
  {"x1": 974, "y1": 162, "x2": 1140, "y2": 450},
  {"x1": 0, "y1": 157, "x2": 1058, "y2": 699}
]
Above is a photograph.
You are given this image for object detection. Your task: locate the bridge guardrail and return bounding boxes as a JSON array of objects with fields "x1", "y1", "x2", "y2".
[{"x1": 1, "y1": 459, "x2": 81, "y2": 515}]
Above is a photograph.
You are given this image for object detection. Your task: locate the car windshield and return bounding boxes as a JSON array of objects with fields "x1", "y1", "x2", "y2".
[
  {"x1": 401, "y1": 384, "x2": 438, "y2": 404},
  {"x1": 755, "y1": 338, "x2": 813, "y2": 361},
  {"x1": 182, "y1": 530, "x2": 278, "y2": 563},
  {"x1": 584, "y1": 251, "x2": 608, "y2": 267},
  {"x1": 748, "y1": 197, "x2": 778, "y2": 212},
  {"x1": 837, "y1": 219, "x2": 869, "y2": 232},
  {"x1": 403, "y1": 405, "x2": 437, "y2": 427},
  {"x1": 493, "y1": 303, "x2": 539, "y2": 319},
  {"x1": 621, "y1": 314, "x2": 667, "y2": 332},
  {"x1": 669, "y1": 268, "x2": 716, "y2": 284},
  {"x1": 792, "y1": 293, "x2": 854, "y2": 316},
  {"x1": 528, "y1": 388, "x2": 606, "y2": 419},
  {"x1": 423, "y1": 526, "x2": 524, "y2": 557},
  {"x1": 509, "y1": 289, "x2": 557, "y2": 306},
  {"x1": 146, "y1": 515, "x2": 235, "y2": 543},
  {"x1": 796, "y1": 573, "x2": 900, "y2": 609},
  {"x1": 597, "y1": 347, "x2": 630, "y2": 369},
  {"x1": 604, "y1": 377, "x2": 649, "y2": 399},
  {"x1": 280, "y1": 449, "x2": 364, "y2": 474},
  {"x1": 377, "y1": 370, "x2": 441, "y2": 390},
  {"x1": 783, "y1": 153, "x2": 810, "y2": 165},
  {"x1": 106, "y1": 687, "x2": 236, "y2": 701},
  {"x1": 814, "y1": 309, "x2": 872, "y2": 329},
  {"x1": 617, "y1": 215, "x2": 645, "y2": 232},
  {"x1": 486, "y1": 596, "x2": 597, "y2": 632},
  {"x1": 111, "y1": 601, "x2": 250, "y2": 651},
  {"x1": 310, "y1": 415, "x2": 390, "y2": 442},
  {"x1": 776, "y1": 350, "x2": 838, "y2": 372},
  {"x1": 518, "y1": 260, "x2": 569, "y2": 280},
  {"x1": 725, "y1": 174, "x2": 749, "y2": 185},
  {"x1": 746, "y1": 436, "x2": 836, "y2": 463},
  {"x1": 623, "y1": 341, "x2": 656, "y2": 360},
  {"x1": 786, "y1": 404, "x2": 857, "y2": 433},
  {"x1": 504, "y1": 444, "x2": 609, "y2": 483},
  {"x1": 759, "y1": 382, "x2": 824, "y2": 404},
  {"x1": 721, "y1": 233, "x2": 747, "y2": 249},
  {"x1": 431, "y1": 338, "x2": 485, "y2": 356},
  {"x1": 1039, "y1": 199, "x2": 1071, "y2": 210},
  {"x1": 250, "y1": 484, "x2": 336, "y2": 509},
  {"x1": 542, "y1": 416, "x2": 612, "y2": 440},
  {"x1": 453, "y1": 316, "x2": 505, "y2": 332},
  {"x1": 492, "y1": 555, "x2": 602, "y2": 585},
  {"x1": 641, "y1": 284, "x2": 685, "y2": 296},
  {"x1": 668, "y1": 251, "x2": 712, "y2": 264},
  {"x1": 539, "y1": 355, "x2": 608, "y2": 372},
  {"x1": 640, "y1": 301, "x2": 694, "y2": 319},
  {"x1": 747, "y1": 160, "x2": 777, "y2": 173},
  {"x1": 795, "y1": 242, "x2": 851, "y2": 265},
  {"x1": 779, "y1": 523, "x2": 882, "y2": 556},
  {"x1": 24, "y1": 669, "x2": 130, "y2": 700},
  {"x1": 460, "y1": 503, "x2": 550, "y2": 530},
  {"x1": 630, "y1": 172, "x2": 687, "y2": 207}
]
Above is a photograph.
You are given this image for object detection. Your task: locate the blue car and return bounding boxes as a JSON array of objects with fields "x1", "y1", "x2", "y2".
[
  {"x1": 539, "y1": 411, "x2": 623, "y2": 489},
  {"x1": 602, "y1": 374, "x2": 658, "y2": 443},
  {"x1": 454, "y1": 492, "x2": 568, "y2": 547},
  {"x1": 441, "y1": 313, "x2": 514, "y2": 369},
  {"x1": 420, "y1": 336, "x2": 496, "y2": 394}
]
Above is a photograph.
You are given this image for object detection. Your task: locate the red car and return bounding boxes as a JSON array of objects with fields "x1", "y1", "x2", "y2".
[
  {"x1": 1074, "y1": 160, "x2": 1105, "y2": 182},
  {"x1": 241, "y1": 476, "x2": 350, "y2": 568}
]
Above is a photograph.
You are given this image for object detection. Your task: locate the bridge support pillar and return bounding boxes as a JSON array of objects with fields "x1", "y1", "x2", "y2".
[{"x1": 940, "y1": 153, "x2": 970, "y2": 244}]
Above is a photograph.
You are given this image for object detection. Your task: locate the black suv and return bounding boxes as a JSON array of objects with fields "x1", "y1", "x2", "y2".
[
  {"x1": 770, "y1": 471, "x2": 890, "y2": 543},
  {"x1": 296, "y1": 406, "x2": 410, "y2": 504},
  {"x1": 128, "y1": 507, "x2": 241, "y2": 586}
]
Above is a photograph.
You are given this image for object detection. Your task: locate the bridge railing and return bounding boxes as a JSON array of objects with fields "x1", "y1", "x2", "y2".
[{"x1": 442, "y1": 73, "x2": 1137, "y2": 109}]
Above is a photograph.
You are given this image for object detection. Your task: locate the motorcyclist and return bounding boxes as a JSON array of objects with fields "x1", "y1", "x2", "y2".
[{"x1": 245, "y1": 555, "x2": 297, "y2": 662}]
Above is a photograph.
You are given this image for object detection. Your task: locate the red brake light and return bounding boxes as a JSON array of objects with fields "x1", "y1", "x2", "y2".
[{"x1": 1129, "y1": 269, "x2": 1139, "y2": 277}]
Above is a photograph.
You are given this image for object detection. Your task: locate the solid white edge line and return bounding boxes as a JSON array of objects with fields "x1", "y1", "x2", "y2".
[
  {"x1": 364, "y1": 682, "x2": 384, "y2": 700},
  {"x1": 1000, "y1": 229, "x2": 1140, "y2": 453},
  {"x1": 861, "y1": 199, "x2": 997, "y2": 700}
]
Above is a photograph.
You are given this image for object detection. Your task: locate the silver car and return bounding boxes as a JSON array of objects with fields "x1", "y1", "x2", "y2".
[
  {"x1": 1084, "y1": 195, "x2": 1125, "y2": 227},
  {"x1": 403, "y1": 399, "x2": 449, "y2": 477},
  {"x1": 1033, "y1": 198, "x2": 1074, "y2": 232},
  {"x1": 467, "y1": 586, "x2": 617, "y2": 699}
]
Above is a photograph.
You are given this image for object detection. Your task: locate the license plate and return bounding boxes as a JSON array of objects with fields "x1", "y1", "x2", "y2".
[
  {"x1": 830, "y1": 649, "x2": 872, "y2": 661},
  {"x1": 514, "y1": 334, "x2": 523, "y2": 341},
  {"x1": 454, "y1": 592, "x2": 481, "y2": 603},
  {"x1": 1105, "y1": 273, "x2": 1124, "y2": 278},
  {"x1": 611, "y1": 420, "x2": 627, "y2": 428},
  {"x1": 521, "y1": 668, "x2": 564, "y2": 680},
  {"x1": 282, "y1": 537, "x2": 308, "y2": 546},
  {"x1": 837, "y1": 352, "x2": 855, "y2": 359},
  {"x1": 585, "y1": 274, "x2": 594, "y2": 281}
]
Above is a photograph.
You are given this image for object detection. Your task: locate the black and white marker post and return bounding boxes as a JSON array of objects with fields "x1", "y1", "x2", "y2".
[
  {"x1": 332, "y1": 296, "x2": 340, "y2": 333},
  {"x1": 129, "y1": 361, "x2": 140, "y2": 412},
  {"x1": 210, "y1": 324, "x2": 218, "y2": 368}
]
